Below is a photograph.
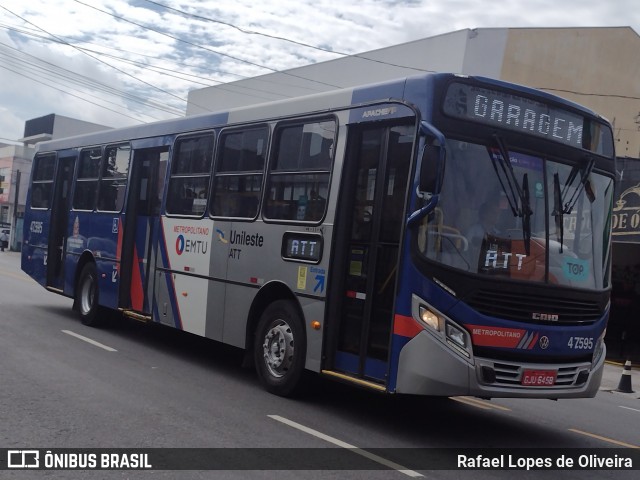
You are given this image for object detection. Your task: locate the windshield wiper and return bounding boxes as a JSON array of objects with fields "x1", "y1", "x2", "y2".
[
  {"x1": 489, "y1": 134, "x2": 532, "y2": 253},
  {"x1": 552, "y1": 173, "x2": 565, "y2": 252},
  {"x1": 561, "y1": 156, "x2": 596, "y2": 214},
  {"x1": 552, "y1": 156, "x2": 596, "y2": 254},
  {"x1": 490, "y1": 134, "x2": 523, "y2": 217},
  {"x1": 522, "y1": 173, "x2": 532, "y2": 255}
]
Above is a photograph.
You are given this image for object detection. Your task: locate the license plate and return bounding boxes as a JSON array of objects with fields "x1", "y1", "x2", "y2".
[{"x1": 521, "y1": 369, "x2": 557, "y2": 386}]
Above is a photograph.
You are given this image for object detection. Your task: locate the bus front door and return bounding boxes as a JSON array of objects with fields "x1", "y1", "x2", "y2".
[
  {"x1": 328, "y1": 123, "x2": 414, "y2": 386},
  {"x1": 47, "y1": 155, "x2": 76, "y2": 291},
  {"x1": 119, "y1": 148, "x2": 168, "y2": 315}
]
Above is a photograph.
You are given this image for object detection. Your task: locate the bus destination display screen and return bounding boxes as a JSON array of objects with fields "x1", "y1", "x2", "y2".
[
  {"x1": 443, "y1": 82, "x2": 586, "y2": 149},
  {"x1": 282, "y1": 233, "x2": 323, "y2": 263}
]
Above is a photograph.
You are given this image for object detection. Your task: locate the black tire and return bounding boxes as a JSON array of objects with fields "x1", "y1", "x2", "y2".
[
  {"x1": 76, "y1": 263, "x2": 102, "y2": 327},
  {"x1": 254, "y1": 300, "x2": 306, "y2": 397}
]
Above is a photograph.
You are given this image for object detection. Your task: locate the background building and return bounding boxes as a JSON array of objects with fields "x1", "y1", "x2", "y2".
[
  {"x1": 187, "y1": 27, "x2": 640, "y2": 158},
  {"x1": 0, "y1": 144, "x2": 31, "y2": 248}
]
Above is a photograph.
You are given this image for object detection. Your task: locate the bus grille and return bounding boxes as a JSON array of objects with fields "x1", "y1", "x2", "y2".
[
  {"x1": 492, "y1": 362, "x2": 584, "y2": 387},
  {"x1": 477, "y1": 359, "x2": 591, "y2": 388},
  {"x1": 467, "y1": 289, "x2": 603, "y2": 324}
]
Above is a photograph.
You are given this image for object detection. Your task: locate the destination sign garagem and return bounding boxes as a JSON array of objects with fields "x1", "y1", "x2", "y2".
[{"x1": 443, "y1": 82, "x2": 585, "y2": 149}]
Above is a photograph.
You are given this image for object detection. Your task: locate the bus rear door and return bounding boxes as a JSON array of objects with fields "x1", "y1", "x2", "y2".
[
  {"x1": 47, "y1": 154, "x2": 76, "y2": 291},
  {"x1": 119, "y1": 147, "x2": 168, "y2": 316},
  {"x1": 327, "y1": 123, "x2": 414, "y2": 387}
]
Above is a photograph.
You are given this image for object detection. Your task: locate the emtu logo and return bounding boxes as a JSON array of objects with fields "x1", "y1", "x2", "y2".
[
  {"x1": 176, "y1": 234, "x2": 185, "y2": 255},
  {"x1": 216, "y1": 229, "x2": 228, "y2": 244}
]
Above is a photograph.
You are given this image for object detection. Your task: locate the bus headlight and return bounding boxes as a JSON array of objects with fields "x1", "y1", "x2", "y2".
[
  {"x1": 446, "y1": 322, "x2": 471, "y2": 358},
  {"x1": 418, "y1": 305, "x2": 441, "y2": 331},
  {"x1": 411, "y1": 294, "x2": 472, "y2": 360},
  {"x1": 446, "y1": 323, "x2": 467, "y2": 348},
  {"x1": 592, "y1": 329, "x2": 606, "y2": 367}
]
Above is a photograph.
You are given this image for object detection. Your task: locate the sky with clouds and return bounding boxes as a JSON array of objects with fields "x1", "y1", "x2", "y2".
[{"x1": 0, "y1": 0, "x2": 638, "y2": 143}]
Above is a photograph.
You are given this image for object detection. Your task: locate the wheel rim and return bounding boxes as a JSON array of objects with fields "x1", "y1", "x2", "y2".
[
  {"x1": 80, "y1": 273, "x2": 95, "y2": 316},
  {"x1": 262, "y1": 319, "x2": 295, "y2": 378}
]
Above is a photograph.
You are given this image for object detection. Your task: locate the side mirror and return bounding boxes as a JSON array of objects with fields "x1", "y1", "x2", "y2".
[
  {"x1": 407, "y1": 123, "x2": 447, "y2": 227},
  {"x1": 419, "y1": 144, "x2": 445, "y2": 195},
  {"x1": 418, "y1": 122, "x2": 446, "y2": 197}
]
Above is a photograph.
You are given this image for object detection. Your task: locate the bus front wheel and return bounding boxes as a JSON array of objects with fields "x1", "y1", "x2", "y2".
[
  {"x1": 76, "y1": 263, "x2": 102, "y2": 327},
  {"x1": 254, "y1": 300, "x2": 306, "y2": 396}
]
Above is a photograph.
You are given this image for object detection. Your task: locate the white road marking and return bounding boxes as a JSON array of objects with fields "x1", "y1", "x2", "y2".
[
  {"x1": 620, "y1": 405, "x2": 640, "y2": 413},
  {"x1": 62, "y1": 330, "x2": 117, "y2": 352},
  {"x1": 449, "y1": 396, "x2": 511, "y2": 411},
  {"x1": 569, "y1": 428, "x2": 639, "y2": 449},
  {"x1": 268, "y1": 414, "x2": 423, "y2": 477}
]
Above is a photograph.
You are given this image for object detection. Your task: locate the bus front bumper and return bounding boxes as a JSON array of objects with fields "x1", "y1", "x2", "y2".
[{"x1": 395, "y1": 331, "x2": 605, "y2": 399}]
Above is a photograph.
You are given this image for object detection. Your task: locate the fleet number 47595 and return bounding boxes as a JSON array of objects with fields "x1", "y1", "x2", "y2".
[{"x1": 567, "y1": 336, "x2": 593, "y2": 350}]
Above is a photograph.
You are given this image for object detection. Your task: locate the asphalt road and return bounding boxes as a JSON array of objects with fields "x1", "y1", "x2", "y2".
[{"x1": 1, "y1": 250, "x2": 639, "y2": 479}]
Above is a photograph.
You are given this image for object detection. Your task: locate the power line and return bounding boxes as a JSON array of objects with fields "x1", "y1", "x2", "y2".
[
  {"x1": 0, "y1": 5, "x2": 198, "y2": 111},
  {"x1": 0, "y1": 22, "x2": 298, "y2": 102},
  {"x1": 3, "y1": 5, "x2": 637, "y2": 123},
  {"x1": 0, "y1": 63, "x2": 152, "y2": 123},
  {"x1": 0, "y1": 42, "x2": 184, "y2": 118},
  {"x1": 538, "y1": 87, "x2": 640, "y2": 101},
  {"x1": 141, "y1": 0, "x2": 432, "y2": 73},
  {"x1": 141, "y1": 0, "x2": 345, "y2": 55},
  {"x1": 0, "y1": 21, "x2": 297, "y2": 87},
  {"x1": 72, "y1": 0, "x2": 343, "y2": 89}
]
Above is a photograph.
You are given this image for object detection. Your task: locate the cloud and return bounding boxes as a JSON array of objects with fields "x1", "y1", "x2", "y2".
[{"x1": 0, "y1": 0, "x2": 638, "y2": 141}]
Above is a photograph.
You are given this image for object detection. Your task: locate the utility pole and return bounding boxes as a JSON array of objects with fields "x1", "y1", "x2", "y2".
[{"x1": 12, "y1": 169, "x2": 20, "y2": 251}]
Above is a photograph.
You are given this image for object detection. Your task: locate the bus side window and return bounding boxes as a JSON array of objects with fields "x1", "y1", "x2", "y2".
[
  {"x1": 211, "y1": 126, "x2": 267, "y2": 219},
  {"x1": 73, "y1": 147, "x2": 102, "y2": 211},
  {"x1": 31, "y1": 154, "x2": 56, "y2": 209},
  {"x1": 265, "y1": 119, "x2": 335, "y2": 222},
  {"x1": 98, "y1": 145, "x2": 130, "y2": 212},
  {"x1": 166, "y1": 133, "x2": 214, "y2": 216}
]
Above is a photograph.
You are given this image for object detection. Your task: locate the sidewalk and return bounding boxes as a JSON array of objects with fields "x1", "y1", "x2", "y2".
[{"x1": 600, "y1": 361, "x2": 640, "y2": 398}]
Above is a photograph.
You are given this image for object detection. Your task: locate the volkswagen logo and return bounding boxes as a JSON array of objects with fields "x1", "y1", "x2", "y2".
[{"x1": 539, "y1": 336, "x2": 550, "y2": 349}]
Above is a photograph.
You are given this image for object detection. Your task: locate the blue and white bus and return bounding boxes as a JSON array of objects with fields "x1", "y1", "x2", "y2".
[{"x1": 22, "y1": 73, "x2": 615, "y2": 398}]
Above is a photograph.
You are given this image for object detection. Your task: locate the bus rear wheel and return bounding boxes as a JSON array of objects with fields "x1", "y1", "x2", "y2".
[
  {"x1": 76, "y1": 263, "x2": 102, "y2": 327},
  {"x1": 254, "y1": 300, "x2": 306, "y2": 397}
]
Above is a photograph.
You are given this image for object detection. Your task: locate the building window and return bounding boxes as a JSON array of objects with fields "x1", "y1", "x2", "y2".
[
  {"x1": 98, "y1": 145, "x2": 130, "y2": 212},
  {"x1": 166, "y1": 133, "x2": 214, "y2": 216},
  {"x1": 1, "y1": 205, "x2": 9, "y2": 224},
  {"x1": 264, "y1": 119, "x2": 335, "y2": 222},
  {"x1": 31, "y1": 154, "x2": 56, "y2": 209},
  {"x1": 211, "y1": 126, "x2": 267, "y2": 219}
]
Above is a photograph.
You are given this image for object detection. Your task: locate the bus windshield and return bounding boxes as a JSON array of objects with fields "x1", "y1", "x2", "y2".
[{"x1": 417, "y1": 138, "x2": 614, "y2": 290}]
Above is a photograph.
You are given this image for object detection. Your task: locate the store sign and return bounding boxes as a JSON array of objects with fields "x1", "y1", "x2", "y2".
[{"x1": 612, "y1": 181, "x2": 640, "y2": 243}]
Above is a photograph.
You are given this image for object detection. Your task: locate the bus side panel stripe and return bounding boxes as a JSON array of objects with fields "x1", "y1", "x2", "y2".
[
  {"x1": 130, "y1": 243, "x2": 144, "y2": 311},
  {"x1": 393, "y1": 313, "x2": 422, "y2": 338},
  {"x1": 116, "y1": 218, "x2": 123, "y2": 275},
  {"x1": 158, "y1": 217, "x2": 183, "y2": 330}
]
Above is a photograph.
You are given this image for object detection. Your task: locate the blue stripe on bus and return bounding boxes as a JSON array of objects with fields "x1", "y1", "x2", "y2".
[
  {"x1": 333, "y1": 351, "x2": 388, "y2": 383},
  {"x1": 157, "y1": 218, "x2": 182, "y2": 330}
]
